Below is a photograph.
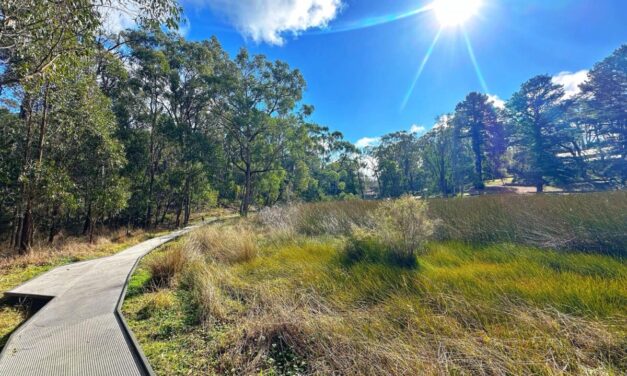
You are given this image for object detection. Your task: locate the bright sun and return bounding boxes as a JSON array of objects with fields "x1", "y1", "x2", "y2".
[{"x1": 433, "y1": 0, "x2": 482, "y2": 27}]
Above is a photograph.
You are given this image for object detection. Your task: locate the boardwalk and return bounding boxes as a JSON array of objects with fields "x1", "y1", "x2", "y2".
[{"x1": 0, "y1": 226, "x2": 197, "y2": 376}]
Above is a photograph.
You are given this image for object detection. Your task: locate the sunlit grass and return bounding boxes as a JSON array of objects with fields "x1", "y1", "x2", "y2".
[{"x1": 124, "y1": 220, "x2": 626, "y2": 374}]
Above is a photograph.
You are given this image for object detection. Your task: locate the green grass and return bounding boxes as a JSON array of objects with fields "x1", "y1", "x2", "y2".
[
  {"x1": 123, "y1": 223, "x2": 626, "y2": 375},
  {"x1": 122, "y1": 242, "x2": 219, "y2": 375}
]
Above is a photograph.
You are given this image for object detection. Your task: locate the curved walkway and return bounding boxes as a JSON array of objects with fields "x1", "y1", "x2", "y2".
[{"x1": 0, "y1": 225, "x2": 198, "y2": 376}]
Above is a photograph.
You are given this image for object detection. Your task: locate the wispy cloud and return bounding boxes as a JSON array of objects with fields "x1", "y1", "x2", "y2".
[
  {"x1": 355, "y1": 136, "x2": 380, "y2": 149},
  {"x1": 199, "y1": 0, "x2": 343, "y2": 45},
  {"x1": 552, "y1": 70, "x2": 588, "y2": 98}
]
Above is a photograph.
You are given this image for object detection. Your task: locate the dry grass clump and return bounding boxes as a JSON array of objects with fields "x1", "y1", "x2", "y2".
[
  {"x1": 258, "y1": 200, "x2": 379, "y2": 236},
  {"x1": 186, "y1": 224, "x2": 257, "y2": 264},
  {"x1": 0, "y1": 228, "x2": 151, "y2": 270},
  {"x1": 179, "y1": 261, "x2": 241, "y2": 324},
  {"x1": 145, "y1": 246, "x2": 190, "y2": 288}
]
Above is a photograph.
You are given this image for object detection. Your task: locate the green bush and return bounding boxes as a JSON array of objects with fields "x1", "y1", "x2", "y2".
[
  {"x1": 373, "y1": 196, "x2": 436, "y2": 258},
  {"x1": 342, "y1": 196, "x2": 435, "y2": 268}
]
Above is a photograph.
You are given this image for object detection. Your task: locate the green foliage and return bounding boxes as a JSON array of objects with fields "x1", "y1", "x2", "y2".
[
  {"x1": 453, "y1": 92, "x2": 504, "y2": 189},
  {"x1": 372, "y1": 195, "x2": 435, "y2": 256},
  {"x1": 507, "y1": 75, "x2": 574, "y2": 191},
  {"x1": 342, "y1": 196, "x2": 435, "y2": 268}
]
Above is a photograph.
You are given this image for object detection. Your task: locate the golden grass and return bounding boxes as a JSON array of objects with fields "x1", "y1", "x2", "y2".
[{"x1": 428, "y1": 191, "x2": 627, "y2": 254}]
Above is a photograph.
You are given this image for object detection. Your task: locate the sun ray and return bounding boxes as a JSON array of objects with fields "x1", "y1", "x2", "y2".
[
  {"x1": 310, "y1": 4, "x2": 435, "y2": 35},
  {"x1": 400, "y1": 27, "x2": 444, "y2": 111},
  {"x1": 462, "y1": 28, "x2": 489, "y2": 93}
]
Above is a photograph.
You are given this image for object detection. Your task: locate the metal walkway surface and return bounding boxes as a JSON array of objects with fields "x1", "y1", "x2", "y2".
[{"x1": 0, "y1": 225, "x2": 197, "y2": 376}]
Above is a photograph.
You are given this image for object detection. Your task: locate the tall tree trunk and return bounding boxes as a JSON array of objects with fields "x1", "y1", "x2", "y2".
[
  {"x1": 48, "y1": 205, "x2": 59, "y2": 243},
  {"x1": 19, "y1": 200, "x2": 34, "y2": 253},
  {"x1": 175, "y1": 197, "x2": 183, "y2": 228},
  {"x1": 183, "y1": 180, "x2": 191, "y2": 226},
  {"x1": 240, "y1": 163, "x2": 252, "y2": 216},
  {"x1": 145, "y1": 110, "x2": 157, "y2": 228},
  {"x1": 83, "y1": 203, "x2": 92, "y2": 236},
  {"x1": 18, "y1": 83, "x2": 50, "y2": 253},
  {"x1": 471, "y1": 125, "x2": 484, "y2": 190},
  {"x1": 13, "y1": 95, "x2": 34, "y2": 249}
]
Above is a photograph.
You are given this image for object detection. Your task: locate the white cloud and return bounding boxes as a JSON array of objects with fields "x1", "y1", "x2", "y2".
[
  {"x1": 433, "y1": 114, "x2": 451, "y2": 130},
  {"x1": 99, "y1": 2, "x2": 190, "y2": 35},
  {"x1": 355, "y1": 136, "x2": 380, "y2": 149},
  {"x1": 552, "y1": 70, "x2": 588, "y2": 99},
  {"x1": 99, "y1": 2, "x2": 139, "y2": 34},
  {"x1": 487, "y1": 94, "x2": 505, "y2": 109},
  {"x1": 201, "y1": 0, "x2": 343, "y2": 45},
  {"x1": 359, "y1": 155, "x2": 377, "y2": 178},
  {"x1": 409, "y1": 124, "x2": 426, "y2": 134}
]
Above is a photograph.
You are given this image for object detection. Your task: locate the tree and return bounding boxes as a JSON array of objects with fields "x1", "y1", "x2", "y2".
[
  {"x1": 453, "y1": 92, "x2": 503, "y2": 189},
  {"x1": 507, "y1": 75, "x2": 572, "y2": 192},
  {"x1": 579, "y1": 45, "x2": 626, "y2": 185},
  {"x1": 216, "y1": 49, "x2": 305, "y2": 215},
  {"x1": 0, "y1": 0, "x2": 180, "y2": 90},
  {"x1": 418, "y1": 122, "x2": 454, "y2": 196}
]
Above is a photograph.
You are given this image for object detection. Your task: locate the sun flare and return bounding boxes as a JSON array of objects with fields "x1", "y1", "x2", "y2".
[{"x1": 433, "y1": 0, "x2": 482, "y2": 26}]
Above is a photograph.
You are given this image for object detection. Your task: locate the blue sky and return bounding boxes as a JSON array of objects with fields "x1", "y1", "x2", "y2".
[{"x1": 177, "y1": 0, "x2": 626, "y2": 146}]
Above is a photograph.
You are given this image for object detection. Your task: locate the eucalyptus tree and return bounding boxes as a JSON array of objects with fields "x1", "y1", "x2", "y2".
[
  {"x1": 375, "y1": 131, "x2": 421, "y2": 195},
  {"x1": 418, "y1": 123, "x2": 454, "y2": 196},
  {"x1": 1, "y1": 0, "x2": 180, "y2": 253},
  {"x1": 216, "y1": 49, "x2": 306, "y2": 215},
  {"x1": 0, "y1": 0, "x2": 180, "y2": 90}
]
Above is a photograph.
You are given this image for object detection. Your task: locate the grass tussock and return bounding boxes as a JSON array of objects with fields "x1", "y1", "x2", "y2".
[
  {"x1": 145, "y1": 245, "x2": 190, "y2": 289},
  {"x1": 186, "y1": 224, "x2": 257, "y2": 264}
]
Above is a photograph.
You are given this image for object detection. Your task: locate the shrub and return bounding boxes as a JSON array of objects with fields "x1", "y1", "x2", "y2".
[
  {"x1": 373, "y1": 195, "x2": 436, "y2": 258},
  {"x1": 146, "y1": 246, "x2": 189, "y2": 288}
]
